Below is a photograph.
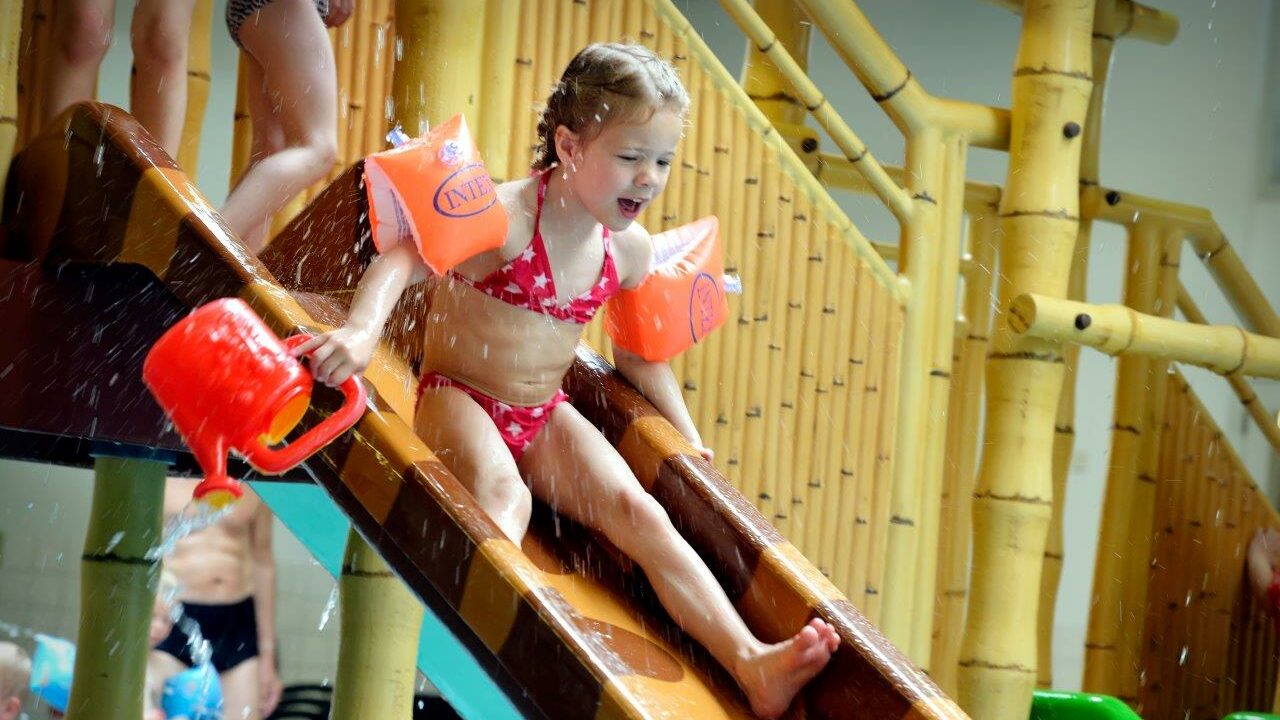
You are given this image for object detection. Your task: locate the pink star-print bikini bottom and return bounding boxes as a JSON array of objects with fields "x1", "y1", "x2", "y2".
[{"x1": 416, "y1": 371, "x2": 569, "y2": 462}]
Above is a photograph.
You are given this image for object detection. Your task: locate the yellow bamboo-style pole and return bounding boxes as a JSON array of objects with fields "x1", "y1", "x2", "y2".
[
  {"x1": 333, "y1": 13, "x2": 353, "y2": 172},
  {"x1": 726, "y1": 132, "x2": 765, "y2": 494},
  {"x1": 507, "y1": 0, "x2": 536, "y2": 172},
  {"x1": 864, "y1": 301, "x2": 904, "y2": 624},
  {"x1": 709, "y1": 111, "x2": 751, "y2": 473},
  {"x1": 17, "y1": 0, "x2": 52, "y2": 148},
  {"x1": 909, "y1": 134, "x2": 967, "y2": 665},
  {"x1": 1120, "y1": 227, "x2": 1181, "y2": 704},
  {"x1": 718, "y1": 0, "x2": 911, "y2": 223},
  {"x1": 1177, "y1": 284, "x2": 1280, "y2": 454},
  {"x1": 789, "y1": 187, "x2": 828, "y2": 551},
  {"x1": 740, "y1": 149, "x2": 783, "y2": 521},
  {"x1": 66, "y1": 458, "x2": 165, "y2": 720},
  {"x1": 393, "y1": 0, "x2": 485, "y2": 135},
  {"x1": 347, "y1": 0, "x2": 374, "y2": 165},
  {"x1": 176, "y1": 0, "x2": 212, "y2": 172},
  {"x1": 478, "y1": 0, "x2": 519, "y2": 182},
  {"x1": 931, "y1": 212, "x2": 997, "y2": 694},
  {"x1": 1081, "y1": 221, "x2": 1161, "y2": 700},
  {"x1": 879, "y1": 127, "x2": 942, "y2": 658},
  {"x1": 1010, "y1": 292, "x2": 1280, "y2": 381},
  {"x1": 774, "y1": 189, "x2": 813, "y2": 536},
  {"x1": 829, "y1": 259, "x2": 872, "y2": 595},
  {"x1": 1186, "y1": 230, "x2": 1280, "y2": 340},
  {"x1": 813, "y1": 151, "x2": 1003, "y2": 215},
  {"x1": 0, "y1": 0, "x2": 22, "y2": 200},
  {"x1": 982, "y1": 0, "x2": 1179, "y2": 46},
  {"x1": 871, "y1": 241, "x2": 985, "y2": 280},
  {"x1": 330, "y1": 530, "x2": 421, "y2": 720},
  {"x1": 739, "y1": 0, "x2": 815, "y2": 158},
  {"x1": 1140, "y1": 371, "x2": 1187, "y2": 719},
  {"x1": 806, "y1": 226, "x2": 853, "y2": 569},
  {"x1": 1036, "y1": 1, "x2": 1122, "y2": 685},
  {"x1": 362, "y1": 0, "x2": 394, "y2": 157},
  {"x1": 846, "y1": 282, "x2": 887, "y2": 611},
  {"x1": 14, "y1": 0, "x2": 35, "y2": 148},
  {"x1": 230, "y1": 58, "x2": 252, "y2": 191},
  {"x1": 957, "y1": 2, "x2": 1095, "y2": 716},
  {"x1": 792, "y1": 0, "x2": 1009, "y2": 148},
  {"x1": 1086, "y1": 186, "x2": 1280, "y2": 339}
]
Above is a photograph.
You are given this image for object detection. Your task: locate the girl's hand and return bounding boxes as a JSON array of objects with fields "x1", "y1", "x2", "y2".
[
  {"x1": 325, "y1": 0, "x2": 355, "y2": 27},
  {"x1": 290, "y1": 327, "x2": 376, "y2": 387},
  {"x1": 695, "y1": 444, "x2": 714, "y2": 463}
]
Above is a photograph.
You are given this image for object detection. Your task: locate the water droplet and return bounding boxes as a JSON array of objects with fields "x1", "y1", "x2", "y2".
[{"x1": 318, "y1": 584, "x2": 339, "y2": 630}]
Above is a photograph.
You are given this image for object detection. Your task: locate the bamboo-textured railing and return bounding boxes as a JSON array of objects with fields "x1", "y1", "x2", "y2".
[{"x1": 1137, "y1": 370, "x2": 1280, "y2": 720}]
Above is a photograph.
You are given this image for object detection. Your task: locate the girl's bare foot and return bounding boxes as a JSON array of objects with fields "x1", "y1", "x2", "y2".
[{"x1": 734, "y1": 618, "x2": 840, "y2": 719}]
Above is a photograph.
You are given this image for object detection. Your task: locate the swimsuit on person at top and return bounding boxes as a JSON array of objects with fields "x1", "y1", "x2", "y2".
[{"x1": 418, "y1": 171, "x2": 621, "y2": 460}]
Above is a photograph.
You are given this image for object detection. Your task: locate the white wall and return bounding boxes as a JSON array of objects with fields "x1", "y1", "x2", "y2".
[{"x1": 1, "y1": 0, "x2": 1276, "y2": 700}]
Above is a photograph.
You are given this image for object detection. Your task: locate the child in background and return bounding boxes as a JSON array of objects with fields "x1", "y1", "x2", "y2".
[
  {"x1": 145, "y1": 570, "x2": 181, "y2": 720},
  {"x1": 0, "y1": 642, "x2": 31, "y2": 720},
  {"x1": 296, "y1": 43, "x2": 839, "y2": 719},
  {"x1": 148, "y1": 571, "x2": 223, "y2": 720},
  {"x1": 218, "y1": 0, "x2": 354, "y2": 254},
  {"x1": 41, "y1": 0, "x2": 199, "y2": 159}
]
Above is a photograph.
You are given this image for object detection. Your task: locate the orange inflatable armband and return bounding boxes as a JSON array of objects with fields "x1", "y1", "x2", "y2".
[
  {"x1": 363, "y1": 114, "x2": 507, "y2": 275},
  {"x1": 605, "y1": 217, "x2": 740, "y2": 362}
]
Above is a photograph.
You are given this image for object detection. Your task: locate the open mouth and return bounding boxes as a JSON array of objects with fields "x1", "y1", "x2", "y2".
[{"x1": 617, "y1": 198, "x2": 645, "y2": 219}]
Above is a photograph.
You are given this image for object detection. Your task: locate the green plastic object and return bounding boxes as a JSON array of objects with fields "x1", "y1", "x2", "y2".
[
  {"x1": 1221, "y1": 714, "x2": 1280, "y2": 720},
  {"x1": 1030, "y1": 690, "x2": 1142, "y2": 719}
]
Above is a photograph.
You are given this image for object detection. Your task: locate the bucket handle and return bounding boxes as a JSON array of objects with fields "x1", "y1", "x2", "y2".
[{"x1": 241, "y1": 334, "x2": 368, "y2": 474}]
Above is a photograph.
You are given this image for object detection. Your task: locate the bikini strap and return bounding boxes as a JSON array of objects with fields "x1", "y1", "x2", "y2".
[{"x1": 533, "y1": 171, "x2": 550, "y2": 235}]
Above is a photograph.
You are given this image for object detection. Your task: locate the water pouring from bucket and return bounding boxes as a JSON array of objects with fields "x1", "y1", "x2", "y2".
[{"x1": 143, "y1": 298, "x2": 367, "y2": 507}]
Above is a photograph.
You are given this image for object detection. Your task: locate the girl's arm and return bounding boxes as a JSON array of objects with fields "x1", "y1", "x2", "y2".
[
  {"x1": 613, "y1": 345, "x2": 713, "y2": 461},
  {"x1": 292, "y1": 243, "x2": 429, "y2": 386}
]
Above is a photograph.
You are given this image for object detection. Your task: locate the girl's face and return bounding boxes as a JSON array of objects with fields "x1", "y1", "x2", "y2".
[{"x1": 559, "y1": 106, "x2": 683, "y2": 232}]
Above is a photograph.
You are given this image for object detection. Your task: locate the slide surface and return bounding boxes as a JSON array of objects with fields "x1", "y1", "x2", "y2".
[{"x1": 0, "y1": 103, "x2": 964, "y2": 719}]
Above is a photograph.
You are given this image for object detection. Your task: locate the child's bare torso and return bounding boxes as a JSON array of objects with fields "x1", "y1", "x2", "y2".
[
  {"x1": 163, "y1": 478, "x2": 260, "y2": 603},
  {"x1": 420, "y1": 177, "x2": 637, "y2": 407}
]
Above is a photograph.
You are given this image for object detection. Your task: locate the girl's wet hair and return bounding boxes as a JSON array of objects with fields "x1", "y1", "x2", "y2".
[{"x1": 533, "y1": 43, "x2": 689, "y2": 171}]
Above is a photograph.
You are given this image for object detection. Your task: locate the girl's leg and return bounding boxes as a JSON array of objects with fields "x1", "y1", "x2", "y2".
[
  {"x1": 129, "y1": 0, "x2": 198, "y2": 158},
  {"x1": 234, "y1": 55, "x2": 287, "y2": 252},
  {"x1": 220, "y1": 0, "x2": 337, "y2": 254},
  {"x1": 414, "y1": 386, "x2": 533, "y2": 544},
  {"x1": 219, "y1": 659, "x2": 262, "y2": 720},
  {"x1": 520, "y1": 404, "x2": 839, "y2": 719},
  {"x1": 41, "y1": 0, "x2": 116, "y2": 127}
]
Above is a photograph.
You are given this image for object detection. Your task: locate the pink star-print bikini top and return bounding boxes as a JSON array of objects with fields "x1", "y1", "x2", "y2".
[{"x1": 450, "y1": 171, "x2": 620, "y2": 324}]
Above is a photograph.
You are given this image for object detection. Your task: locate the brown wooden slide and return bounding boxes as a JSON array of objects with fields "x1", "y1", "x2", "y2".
[{"x1": 0, "y1": 104, "x2": 965, "y2": 719}]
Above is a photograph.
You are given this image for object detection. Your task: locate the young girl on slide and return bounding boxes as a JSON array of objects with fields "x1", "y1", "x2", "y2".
[{"x1": 295, "y1": 43, "x2": 839, "y2": 718}]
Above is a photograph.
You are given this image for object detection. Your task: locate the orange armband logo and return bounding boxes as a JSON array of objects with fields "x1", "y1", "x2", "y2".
[
  {"x1": 433, "y1": 163, "x2": 498, "y2": 218},
  {"x1": 605, "y1": 217, "x2": 740, "y2": 362}
]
